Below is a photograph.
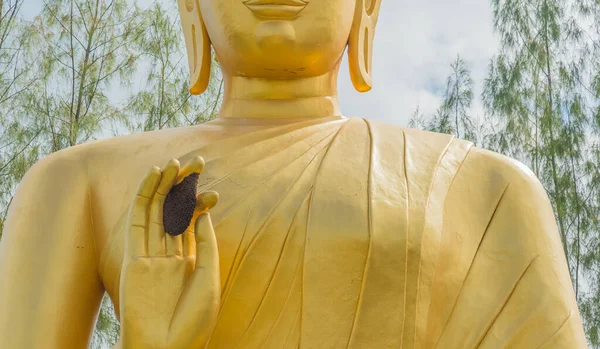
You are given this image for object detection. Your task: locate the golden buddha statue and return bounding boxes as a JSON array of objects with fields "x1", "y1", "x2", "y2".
[{"x1": 0, "y1": 0, "x2": 587, "y2": 348}]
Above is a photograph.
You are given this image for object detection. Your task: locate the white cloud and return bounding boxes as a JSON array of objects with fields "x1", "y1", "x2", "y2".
[{"x1": 338, "y1": 0, "x2": 500, "y2": 126}]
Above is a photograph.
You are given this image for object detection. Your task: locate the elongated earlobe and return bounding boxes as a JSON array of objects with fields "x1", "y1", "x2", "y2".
[
  {"x1": 348, "y1": 0, "x2": 382, "y2": 92},
  {"x1": 178, "y1": 0, "x2": 211, "y2": 95}
]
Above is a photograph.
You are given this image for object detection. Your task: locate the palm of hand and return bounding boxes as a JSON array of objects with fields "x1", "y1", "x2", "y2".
[{"x1": 118, "y1": 157, "x2": 220, "y2": 349}]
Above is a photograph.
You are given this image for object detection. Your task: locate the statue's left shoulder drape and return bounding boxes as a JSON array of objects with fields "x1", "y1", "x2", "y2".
[{"x1": 432, "y1": 147, "x2": 588, "y2": 348}]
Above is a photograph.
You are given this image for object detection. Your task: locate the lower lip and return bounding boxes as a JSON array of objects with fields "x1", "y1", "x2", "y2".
[{"x1": 245, "y1": 4, "x2": 307, "y2": 18}]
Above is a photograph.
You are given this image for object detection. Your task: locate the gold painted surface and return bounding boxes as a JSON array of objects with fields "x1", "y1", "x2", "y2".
[{"x1": 0, "y1": 0, "x2": 587, "y2": 348}]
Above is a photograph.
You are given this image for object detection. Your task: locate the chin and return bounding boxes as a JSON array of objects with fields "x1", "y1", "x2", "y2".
[
  {"x1": 227, "y1": 42, "x2": 345, "y2": 78},
  {"x1": 231, "y1": 56, "x2": 337, "y2": 78}
]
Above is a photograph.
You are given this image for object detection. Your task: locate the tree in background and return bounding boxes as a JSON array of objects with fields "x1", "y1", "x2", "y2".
[
  {"x1": 23, "y1": 1, "x2": 146, "y2": 347},
  {"x1": 445, "y1": 55, "x2": 476, "y2": 141},
  {"x1": 409, "y1": 55, "x2": 478, "y2": 144},
  {"x1": 573, "y1": 1, "x2": 600, "y2": 344},
  {"x1": 411, "y1": 0, "x2": 600, "y2": 345},
  {"x1": 24, "y1": 0, "x2": 145, "y2": 150},
  {"x1": 484, "y1": 0, "x2": 599, "y2": 344},
  {"x1": 0, "y1": 0, "x2": 38, "y2": 239},
  {"x1": 125, "y1": 2, "x2": 222, "y2": 133},
  {"x1": 0, "y1": 0, "x2": 222, "y2": 347}
]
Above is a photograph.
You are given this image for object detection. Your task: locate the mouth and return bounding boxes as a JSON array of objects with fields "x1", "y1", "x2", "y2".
[{"x1": 243, "y1": 0, "x2": 309, "y2": 19}]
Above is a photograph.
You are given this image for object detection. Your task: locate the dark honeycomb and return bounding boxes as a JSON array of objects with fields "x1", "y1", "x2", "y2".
[{"x1": 163, "y1": 173, "x2": 199, "y2": 236}]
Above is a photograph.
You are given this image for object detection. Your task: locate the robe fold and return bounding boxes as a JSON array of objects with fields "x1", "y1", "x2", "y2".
[{"x1": 104, "y1": 116, "x2": 586, "y2": 348}]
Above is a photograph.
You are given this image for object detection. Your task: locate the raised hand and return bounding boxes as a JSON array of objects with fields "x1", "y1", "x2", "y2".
[{"x1": 118, "y1": 157, "x2": 220, "y2": 349}]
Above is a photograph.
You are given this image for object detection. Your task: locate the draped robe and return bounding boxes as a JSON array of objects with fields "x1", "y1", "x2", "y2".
[{"x1": 101, "y1": 116, "x2": 586, "y2": 348}]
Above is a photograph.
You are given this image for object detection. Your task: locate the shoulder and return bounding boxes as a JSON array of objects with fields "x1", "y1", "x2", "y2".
[
  {"x1": 77, "y1": 123, "x2": 225, "y2": 162},
  {"x1": 25, "y1": 124, "x2": 222, "y2": 181},
  {"x1": 438, "y1": 148, "x2": 584, "y2": 344},
  {"x1": 466, "y1": 147, "x2": 547, "y2": 199},
  {"x1": 453, "y1": 146, "x2": 554, "y2": 225},
  {"x1": 364, "y1": 120, "x2": 463, "y2": 156},
  {"x1": 11, "y1": 124, "x2": 223, "y2": 218},
  {"x1": 363, "y1": 120, "x2": 542, "y2": 195},
  {"x1": 457, "y1": 147, "x2": 562, "y2": 252},
  {"x1": 365, "y1": 120, "x2": 457, "y2": 143},
  {"x1": 16, "y1": 142, "x2": 89, "y2": 200}
]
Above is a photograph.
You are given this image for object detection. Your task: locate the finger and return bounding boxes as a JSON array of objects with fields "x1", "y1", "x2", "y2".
[
  {"x1": 183, "y1": 227, "x2": 196, "y2": 258},
  {"x1": 195, "y1": 191, "x2": 219, "y2": 215},
  {"x1": 165, "y1": 233, "x2": 183, "y2": 256},
  {"x1": 126, "y1": 166, "x2": 161, "y2": 257},
  {"x1": 148, "y1": 159, "x2": 180, "y2": 256},
  {"x1": 128, "y1": 166, "x2": 162, "y2": 227},
  {"x1": 157, "y1": 158, "x2": 180, "y2": 196},
  {"x1": 194, "y1": 213, "x2": 218, "y2": 269},
  {"x1": 184, "y1": 191, "x2": 218, "y2": 257},
  {"x1": 174, "y1": 156, "x2": 205, "y2": 185}
]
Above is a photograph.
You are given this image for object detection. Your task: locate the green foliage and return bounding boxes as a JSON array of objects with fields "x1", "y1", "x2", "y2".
[
  {"x1": 25, "y1": 0, "x2": 145, "y2": 150},
  {"x1": 0, "y1": 0, "x2": 39, "y2": 240},
  {"x1": 408, "y1": 55, "x2": 479, "y2": 144},
  {"x1": 484, "y1": 0, "x2": 600, "y2": 345},
  {"x1": 0, "y1": 0, "x2": 222, "y2": 347},
  {"x1": 124, "y1": 3, "x2": 222, "y2": 132},
  {"x1": 411, "y1": 0, "x2": 600, "y2": 345},
  {"x1": 445, "y1": 56, "x2": 476, "y2": 141},
  {"x1": 90, "y1": 294, "x2": 121, "y2": 349}
]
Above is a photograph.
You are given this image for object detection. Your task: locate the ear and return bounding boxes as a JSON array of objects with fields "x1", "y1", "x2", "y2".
[
  {"x1": 347, "y1": 0, "x2": 382, "y2": 92},
  {"x1": 178, "y1": 0, "x2": 212, "y2": 95}
]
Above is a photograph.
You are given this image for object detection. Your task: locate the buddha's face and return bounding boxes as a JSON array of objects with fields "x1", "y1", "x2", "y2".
[{"x1": 198, "y1": 0, "x2": 356, "y2": 78}]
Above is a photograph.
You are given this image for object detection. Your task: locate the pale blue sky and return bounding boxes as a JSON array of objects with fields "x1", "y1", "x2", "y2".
[{"x1": 23, "y1": 0, "x2": 499, "y2": 126}]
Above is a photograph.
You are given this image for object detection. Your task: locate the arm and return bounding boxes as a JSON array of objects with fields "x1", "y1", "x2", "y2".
[
  {"x1": 0, "y1": 150, "x2": 104, "y2": 348},
  {"x1": 493, "y1": 156, "x2": 587, "y2": 347},
  {"x1": 436, "y1": 148, "x2": 588, "y2": 348}
]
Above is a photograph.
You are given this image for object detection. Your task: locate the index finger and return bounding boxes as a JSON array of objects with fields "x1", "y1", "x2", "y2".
[{"x1": 126, "y1": 166, "x2": 161, "y2": 257}]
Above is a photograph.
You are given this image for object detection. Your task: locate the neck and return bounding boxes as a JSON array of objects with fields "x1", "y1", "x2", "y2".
[{"x1": 218, "y1": 65, "x2": 341, "y2": 119}]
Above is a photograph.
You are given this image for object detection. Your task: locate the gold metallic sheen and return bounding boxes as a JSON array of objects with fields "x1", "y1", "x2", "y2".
[{"x1": 0, "y1": 0, "x2": 587, "y2": 348}]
